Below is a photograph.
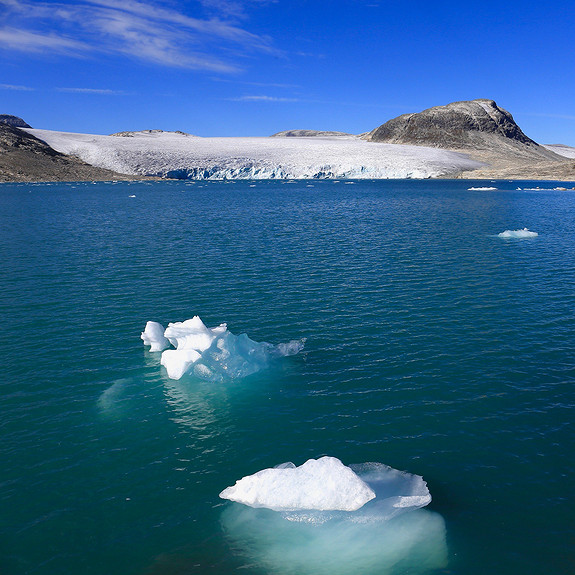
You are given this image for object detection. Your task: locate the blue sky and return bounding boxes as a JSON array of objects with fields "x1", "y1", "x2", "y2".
[{"x1": 1, "y1": 0, "x2": 574, "y2": 144}]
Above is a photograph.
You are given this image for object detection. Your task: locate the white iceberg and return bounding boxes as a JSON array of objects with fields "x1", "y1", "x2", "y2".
[
  {"x1": 220, "y1": 457, "x2": 431, "y2": 521},
  {"x1": 140, "y1": 321, "x2": 170, "y2": 352},
  {"x1": 468, "y1": 186, "x2": 497, "y2": 190},
  {"x1": 142, "y1": 316, "x2": 304, "y2": 381},
  {"x1": 497, "y1": 228, "x2": 538, "y2": 238},
  {"x1": 220, "y1": 457, "x2": 376, "y2": 512},
  {"x1": 220, "y1": 458, "x2": 446, "y2": 575}
]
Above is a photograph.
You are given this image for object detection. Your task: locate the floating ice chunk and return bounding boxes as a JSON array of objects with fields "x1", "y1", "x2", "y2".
[
  {"x1": 347, "y1": 462, "x2": 431, "y2": 522},
  {"x1": 220, "y1": 459, "x2": 444, "y2": 575},
  {"x1": 141, "y1": 321, "x2": 170, "y2": 352},
  {"x1": 468, "y1": 186, "x2": 497, "y2": 190},
  {"x1": 143, "y1": 316, "x2": 305, "y2": 381},
  {"x1": 497, "y1": 228, "x2": 538, "y2": 238},
  {"x1": 220, "y1": 457, "x2": 376, "y2": 512},
  {"x1": 164, "y1": 316, "x2": 224, "y2": 351},
  {"x1": 160, "y1": 348, "x2": 202, "y2": 380}
]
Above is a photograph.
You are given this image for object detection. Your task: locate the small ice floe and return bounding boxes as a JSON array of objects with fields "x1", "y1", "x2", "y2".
[
  {"x1": 497, "y1": 228, "x2": 538, "y2": 238},
  {"x1": 468, "y1": 186, "x2": 497, "y2": 191},
  {"x1": 220, "y1": 456, "x2": 446, "y2": 575},
  {"x1": 220, "y1": 456, "x2": 431, "y2": 518},
  {"x1": 128, "y1": 194, "x2": 136, "y2": 198},
  {"x1": 141, "y1": 316, "x2": 304, "y2": 381}
]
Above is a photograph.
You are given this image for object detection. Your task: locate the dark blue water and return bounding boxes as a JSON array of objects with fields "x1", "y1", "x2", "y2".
[{"x1": 1, "y1": 179, "x2": 574, "y2": 575}]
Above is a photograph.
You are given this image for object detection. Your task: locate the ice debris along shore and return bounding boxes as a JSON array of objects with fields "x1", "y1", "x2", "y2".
[
  {"x1": 141, "y1": 316, "x2": 304, "y2": 381},
  {"x1": 26, "y1": 129, "x2": 483, "y2": 180},
  {"x1": 498, "y1": 228, "x2": 538, "y2": 238},
  {"x1": 219, "y1": 456, "x2": 431, "y2": 520},
  {"x1": 220, "y1": 457, "x2": 447, "y2": 575}
]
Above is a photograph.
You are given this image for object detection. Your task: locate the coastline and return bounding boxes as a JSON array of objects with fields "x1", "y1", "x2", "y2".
[{"x1": 2, "y1": 128, "x2": 574, "y2": 183}]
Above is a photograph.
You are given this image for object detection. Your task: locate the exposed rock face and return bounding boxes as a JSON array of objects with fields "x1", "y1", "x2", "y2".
[
  {"x1": 271, "y1": 130, "x2": 352, "y2": 138},
  {"x1": 365, "y1": 99, "x2": 548, "y2": 152},
  {"x1": 110, "y1": 129, "x2": 192, "y2": 137},
  {"x1": 0, "y1": 124, "x2": 139, "y2": 182},
  {"x1": 364, "y1": 99, "x2": 573, "y2": 178},
  {"x1": 0, "y1": 114, "x2": 32, "y2": 128}
]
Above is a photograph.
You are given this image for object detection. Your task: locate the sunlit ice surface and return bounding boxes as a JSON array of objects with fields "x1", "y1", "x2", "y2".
[
  {"x1": 142, "y1": 316, "x2": 305, "y2": 381},
  {"x1": 219, "y1": 457, "x2": 446, "y2": 575}
]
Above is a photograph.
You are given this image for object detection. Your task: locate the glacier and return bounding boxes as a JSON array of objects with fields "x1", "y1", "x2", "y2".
[
  {"x1": 141, "y1": 316, "x2": 304, "y2": 381},
  {"x1": 220, "y1": 457, "x2": 446, "y2": 575},
  {"x1": 26, "y1": 129, "x2": 483, "y2": 180}
]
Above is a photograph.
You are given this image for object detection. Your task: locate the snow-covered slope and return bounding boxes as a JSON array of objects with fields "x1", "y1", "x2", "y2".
[
  {"x1": 26, "y1": 129, "x2": 483, "y2": 180},
  {"x1": 543, "y1": 144, "x2": 575, "y2": 159}
]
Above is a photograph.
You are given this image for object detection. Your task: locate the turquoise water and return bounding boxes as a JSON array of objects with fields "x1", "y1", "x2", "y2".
[{"x1": 1, "y1": 179, "x2": 574, "y2": 575}]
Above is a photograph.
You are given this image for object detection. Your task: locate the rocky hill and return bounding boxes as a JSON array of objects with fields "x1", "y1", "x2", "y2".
[
  {"x1": 271, "y1": 130, "x2": 352, "y2": 138},
  {"x1": 0, "y1": 123, "x2": 139, "y2": 182},
  {"x1": 364, "y1": 99, "x2": 573, "y2": 179},
  {"x1": 365, "y1": 99, "x2": 546, "y2": 152},
  {"x1": 0, "y1": 114, "x2": 32, "y2": 128}
]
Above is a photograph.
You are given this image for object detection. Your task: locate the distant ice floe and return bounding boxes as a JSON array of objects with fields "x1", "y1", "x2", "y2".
[
  {"x1": 220, "y1": 457, "x2": 447, "y2": 575},
  {"x1": 497, "y1": 228, "x2": 538, "y2": 238},
  {"x1": 468, "y1": 186, "x2": 497, "y2": 190},
  {"x1": 26, "y1": 128, "x2": 483, "y2": 180},
  {"x1": 141, "y1": 316, "x2": 304, "y2": 381}
]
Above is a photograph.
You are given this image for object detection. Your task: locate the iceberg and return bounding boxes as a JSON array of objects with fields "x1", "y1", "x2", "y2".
[
  {"x1": 141, "y1": 321, "x2": 170, "y2": 352},
  {"x1": 220, "y1": 457, "x2": 376, "y2": 512},
  {"x1": 497, "y1": 228, "x2": 538, "y2": 238},
  {"x1": 141, "y1": 316, "x2": 304, "y2": 381},
  {"x1": 220, "y1": 457, "x2": 446, "y2": 575},
  {"x1": 220, "y1": 457, "x2": 431, "y2": 521}
]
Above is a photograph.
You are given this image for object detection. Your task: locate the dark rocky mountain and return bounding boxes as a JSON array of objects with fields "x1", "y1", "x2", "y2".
[
  {"x1": 0, "y1": 123, "x2": 138, "y2": 182},
  {"x1": 0, "y1": 114, "x2": 32, "y2": 128}
]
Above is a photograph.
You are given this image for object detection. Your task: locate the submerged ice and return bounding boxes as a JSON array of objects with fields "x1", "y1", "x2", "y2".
[
  {"x1": 220, "y1": 457, "x2": 446, "y2": 575},
  {"x1": 141, "y1": 316, "x2": 304, "y2": 381}
]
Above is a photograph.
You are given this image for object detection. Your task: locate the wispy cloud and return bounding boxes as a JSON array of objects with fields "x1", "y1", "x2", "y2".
[
  {"x1": 525, "y1": 112, "x2": 575, "y2": 121},
  {"x1": 199, "y1": 0, "x2": 277, "y2": 20},
  {"x1": 56, "y1": 87, "x2": 128, "y2": 95},
  {"x1": 0, "y1": 82, "x2": 35, "y2": 90},
  {"x1": 0, "y1": 26, "x2": 90, "y2": 55},
  {"x1": 0, "y1": 0, "x2": 274, "y2": 72},
  {"x1": 229, "y1": 95, "x2": 300, "y2": 102}
]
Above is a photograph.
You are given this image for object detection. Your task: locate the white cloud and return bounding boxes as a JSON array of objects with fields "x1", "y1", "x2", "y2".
[
  {"x1": 526, "y1": 112, "x2": 575, "y2": 121},
  {"x1": 199, "y1": 0, "x2": 277, "y2": 20},
  {"x1": 0, "y1": 0, "x2": 274, "y2": 71},
  {"x1": 0, "y1": 82, "x2": 34, "y2": 90},
  {"x1": 230, "y1": 95, "x2": 299, "y2": 102},
  {"x1": 0, "y1": 26, "x2": 90, "y2": 54},
  {"x1": 56, "y1": 87, "x2": 128, "y2": 94}
]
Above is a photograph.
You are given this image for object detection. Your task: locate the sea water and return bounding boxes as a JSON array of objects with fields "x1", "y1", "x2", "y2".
[{"x1": 1, "y1": 179, "x2": 574, "y2": 575}]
